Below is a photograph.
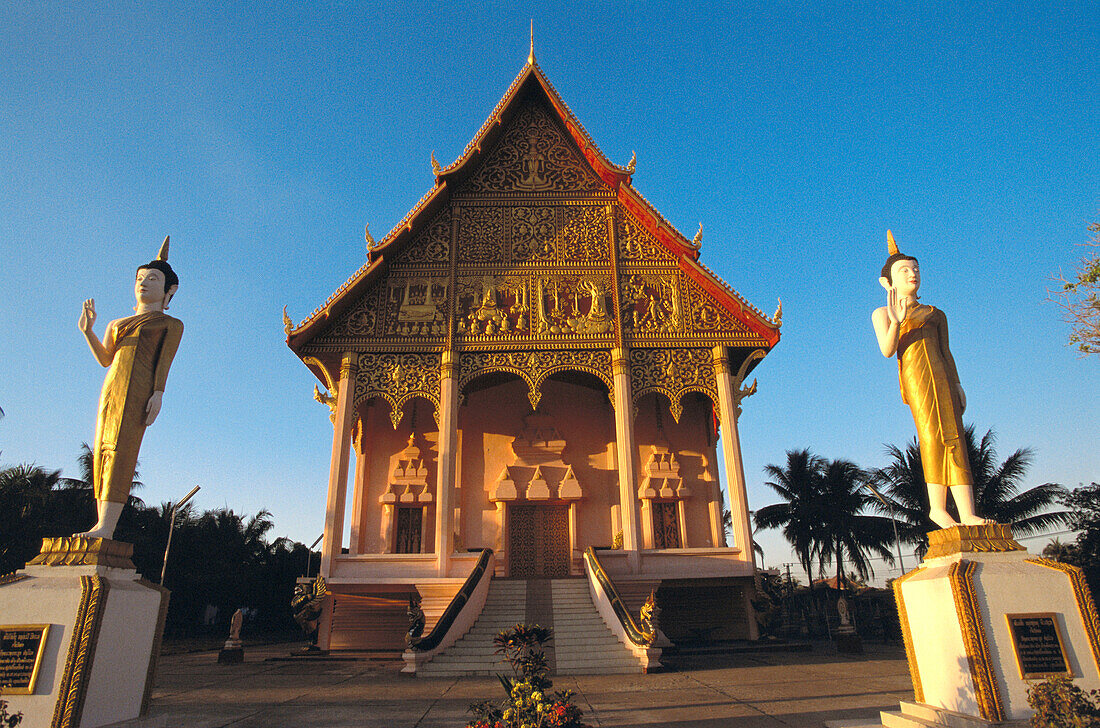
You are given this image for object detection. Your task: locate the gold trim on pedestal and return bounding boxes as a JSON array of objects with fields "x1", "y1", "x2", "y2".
[
  {"x1": 1026, "y1": 558, "x2": 1100, "y2": 676},
  {"x1": 949, "y1": 559, "x2": 1003, "y2": 722},
  {"x1": 892, "y1": 567, "x2": 925, "y2": 703},
  {"x1": 924, "y1": 524, "x2": 1024, "y2": 560},
  {"x1": 28, "y1": 536, "x2": 136, "y2": 570},
  {"x1": 0, "y1": 572, "x2": 29, "y2": 586},
  {"x1": 52, "y1": 574, "x2": 108, "y2": 728}
]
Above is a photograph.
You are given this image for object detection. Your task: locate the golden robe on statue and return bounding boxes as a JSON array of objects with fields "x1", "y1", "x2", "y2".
[
  {"x1": 94, "y1": 311, "x2": 184, "y2": 503},
  {"x1": 896, "y1": 304, "x2": 972, "y2": 487}
]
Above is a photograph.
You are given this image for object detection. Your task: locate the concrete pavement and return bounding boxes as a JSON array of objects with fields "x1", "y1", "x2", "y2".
[{"x1": 110, "y1": 642, "x2": 913, "y2": 727}]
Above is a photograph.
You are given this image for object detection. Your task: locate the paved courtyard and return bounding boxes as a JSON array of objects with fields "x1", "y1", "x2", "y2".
[{"x1": 111, "y1": 641, "x2": 912, "y2": 728}]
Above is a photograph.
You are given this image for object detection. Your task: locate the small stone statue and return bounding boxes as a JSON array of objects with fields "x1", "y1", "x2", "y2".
[
  {"x1": 78, "y1": 236, "x2": 183, "y2": 539},
  {"x1": 292, "y1": 575, "x2": 328, "y2": 649},
  {"x1": 871, "y1": 231, "x2": 991, "y2": 530},
  {"x1": 218, "y1": 608, "x2": 244, "y2": 664}
]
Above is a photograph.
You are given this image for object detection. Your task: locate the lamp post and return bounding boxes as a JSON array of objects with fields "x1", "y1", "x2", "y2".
[
  {"x1": 159, "y1": 485, "x2": 200, "y2": 586},
  {"x1": 304, "y1": 534, "x2": 323, "y2": 578},
  {"x1": 863, "y1": 482, "x2": 906, "y2": 575}
]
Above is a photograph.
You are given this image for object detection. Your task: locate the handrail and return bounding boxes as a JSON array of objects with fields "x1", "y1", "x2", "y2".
[
  {"x1": 583, "y1": 547, "x2": 654, "y2": 646},
  {"x1": 409, "y1": 548, "x2": 493, "y2": 652}
]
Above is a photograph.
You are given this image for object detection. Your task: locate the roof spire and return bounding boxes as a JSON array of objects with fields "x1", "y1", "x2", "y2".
[{"x1": 528, "y1": 20, "x2": 535, "y2": 65}]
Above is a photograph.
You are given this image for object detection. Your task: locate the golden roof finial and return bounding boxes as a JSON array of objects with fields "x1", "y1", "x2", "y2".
[
  {"x1": 282, "y1": 305, "x2": 294, "y2": 336},
  {"x1": 887, "y1": 229, "x2": 900, "y2": 256},
  {"x1": 626, "y1": 150, "x2": 636, "y2": 173},
  {"x1": 689, "y1": 223, "x2": 703, "y2": 250},
  {"x1": 430, "y1": 150, "x2": 441, "y2": 175},
  {"x1": 156, "y1": 235, "x2": 170, "y2": 261},
  {"x1": 365, "y1": 223, "x2": 378, "y2": 251},
  {"x1": 528, "y1": 20, "x2": 535, "y2": 66}
]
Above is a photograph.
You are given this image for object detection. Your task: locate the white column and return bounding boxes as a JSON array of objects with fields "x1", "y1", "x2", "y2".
[
  {"x1": 347, "y1": 417, "x2": 368, "y2": 555},
  {"x1": 320, "y1": 352, "x2": 357, "y2": 576},
  {"x1": 712, "y1": 346, "x2": 755, "y2": 564},
  {"x1": 611, "y1": 347, "x2": 641, "y2": 573},
  {"x1": 434, "y1": 351, "x2": 459, "y2": 576},
  {"x1": 714, "y1": 345, "x2": 760, "y2": 641}
]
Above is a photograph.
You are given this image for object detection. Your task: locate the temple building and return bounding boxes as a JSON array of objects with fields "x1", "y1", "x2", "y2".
[{"x1": 285, "y1": 53, "x2": 781, "y2": 663}]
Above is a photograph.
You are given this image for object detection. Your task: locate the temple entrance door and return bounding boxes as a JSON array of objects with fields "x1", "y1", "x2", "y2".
[{"x1": 508, "y1": 504, "x2": 570, "y2": 577}]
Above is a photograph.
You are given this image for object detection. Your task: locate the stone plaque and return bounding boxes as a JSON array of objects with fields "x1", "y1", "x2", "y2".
[
  {"x1": 1005, "y1": 613, "x2": 1071, "y2": 679},
  {"x1": 0, "y1": 624, "x2": 51, "y2": 694}
]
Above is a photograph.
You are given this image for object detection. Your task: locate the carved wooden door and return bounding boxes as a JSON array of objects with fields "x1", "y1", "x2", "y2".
[
  {"x1": 395, "y1": 507, "x2": 423, "y2": 554},
  {"x1": 653, "y1": 502, "x2": 681, "y2": 549},
  {"x1": 509, "y1": 504, "x2": 570, "y2": 577}
]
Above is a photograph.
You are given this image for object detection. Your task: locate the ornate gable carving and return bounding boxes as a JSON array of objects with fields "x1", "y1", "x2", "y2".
[
  {"x1": 680, "y1": 275, "x2": 753, "y2": 338},
  {"x1": 353, "y1": 351, "x2": 441, "y2": 428},
  {"x1": 393, "y1": 208, "x2": 451, "y2": 265},
  {"x1": 459, "y1": 98, "x2": 606, "y2": 194},
  {"x1": 615, "y1": 208, "x2": 677, "y2": 265}
]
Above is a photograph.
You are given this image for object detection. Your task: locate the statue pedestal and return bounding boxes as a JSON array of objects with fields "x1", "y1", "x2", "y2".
[
  {"x1": 891, "y1": 525, "x2": 1100, "y2": 725},
  {"x1": 0, "y1": 537, "x2": 168, "y2": 728}
]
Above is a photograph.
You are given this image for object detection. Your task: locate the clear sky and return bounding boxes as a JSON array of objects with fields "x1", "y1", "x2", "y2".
[{"x1": 1, "y1": 4, "x2": 1097, "y2": 583}]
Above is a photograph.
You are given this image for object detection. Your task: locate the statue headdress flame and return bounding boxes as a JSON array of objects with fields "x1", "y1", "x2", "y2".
[
  {"x1": 138, "y1": 235, "x2": 179, "y2": 293},
  {"x1": 880, "y1": 229, "x2": 917, "y2": 282}
]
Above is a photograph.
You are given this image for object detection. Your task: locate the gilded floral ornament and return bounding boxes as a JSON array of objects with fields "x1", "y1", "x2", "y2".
[
  {"x1": 629, "y1": 348, "x2": 717, "y2": 422},
  {"x1": 353, "y1": 351, "x2": 441, "y2": 428},
  {"x1": 459, "y1": 349, "x2": 613, "y2": 410}
]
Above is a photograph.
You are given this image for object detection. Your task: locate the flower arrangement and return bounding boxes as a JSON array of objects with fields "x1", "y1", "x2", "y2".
[{"x1": 464, "y1": 623, "x2": 590, "y2": 728}]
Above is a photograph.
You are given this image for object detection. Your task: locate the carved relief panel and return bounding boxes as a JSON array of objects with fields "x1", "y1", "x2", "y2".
[
  {"x1": 628, "y1": 348, "x2": 716, "y2": 422},
  {"x1": 458, "y1": 99, "x2": 606, "y2": 194},
  {"x1": 455, "y1": 271, "x2": 613, "y2": 341},
  {"x1": 620, "y1": 273, "x2": 686, "y2": 338}
]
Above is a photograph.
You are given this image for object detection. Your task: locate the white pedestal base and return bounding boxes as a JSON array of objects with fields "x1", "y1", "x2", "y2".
[
  {"x1": 894, "y1": 526, "x2": 1100, "y2": 723},
  {"x1": 0, "y1": 539, "x2": 168, "y2": 728}
]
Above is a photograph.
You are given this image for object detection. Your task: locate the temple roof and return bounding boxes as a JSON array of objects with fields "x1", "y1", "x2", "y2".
[{"x1": 287, "y1": 59, "x2": 780, "y2": 352}]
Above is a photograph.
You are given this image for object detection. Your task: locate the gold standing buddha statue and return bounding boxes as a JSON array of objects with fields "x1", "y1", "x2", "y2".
[
  {"x1": 77, "y1": 236, "x2": 184, "y2": 539},
  {"x1": 872, "y1": 231, "x2": 990, "y2": 530}
]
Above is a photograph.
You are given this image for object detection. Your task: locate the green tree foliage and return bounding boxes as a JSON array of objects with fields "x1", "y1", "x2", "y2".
[
  {"x1": 1, "y1": 451, "x2": 316, "y2": 636},
  {"x1": 0, "y1": 464, "x2": 60, "y2": 575},
  {"x1": 1057, "y1": 483, "x2": 1100, "y2": 596},
  {"x1": 870, "y1": 425, "x2": 1069, "y2": 556},
  {"x1": 1049, "y1": 221, "x2": 1100, "y2": 356},
  {"x1": 754, "y1": 451, "x2": 896, "y2": 585}
]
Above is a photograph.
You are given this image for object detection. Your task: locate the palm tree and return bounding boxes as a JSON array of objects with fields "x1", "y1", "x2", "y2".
[
  {"x1": 754, "y1": 449, "x2": 826, "y2": 582},
  {"x1": 0, "y1": 464, "x2": 61, "y2": 573},
  {"x1": 812, "y1": 459, "x2": 896, "y2": 587},
  {"x1": 870, "y1": 425, "x2": 1070, "y2": 556},
  {"x1": 755, "y1": 452, "x2": 896, "y2": 584}
]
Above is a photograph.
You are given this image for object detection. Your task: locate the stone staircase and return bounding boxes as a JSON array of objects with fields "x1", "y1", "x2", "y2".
[
  {"x1": 550, "y1": 579, "x2": 643, "y2": 675},
  {"x1": 417, "y1": 578, "x2": 642, "y2": 676},
  {"x1": 417, "y1": 579, "x2": 526, "y2": 676}
]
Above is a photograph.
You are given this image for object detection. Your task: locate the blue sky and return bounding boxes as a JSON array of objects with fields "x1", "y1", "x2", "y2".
[{"x1": 1, "y1": 4, "x2": 1097, "y2": 582}]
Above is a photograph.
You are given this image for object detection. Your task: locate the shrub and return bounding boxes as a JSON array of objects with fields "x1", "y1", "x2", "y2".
[
  {"x1": 1028, "y1": 675, "x2": 1100, "y2": 728},
  {"x1": 464, "y1": 623, "x2": 590, "y2": 728},
  {"x1": 0, "y1": 698, "x2": 23, "y2": 727}
]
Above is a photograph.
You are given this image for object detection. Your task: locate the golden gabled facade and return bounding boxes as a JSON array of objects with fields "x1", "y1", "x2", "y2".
[{"x1": 287, "y1": 58, "x2": 780, "y2": 650}]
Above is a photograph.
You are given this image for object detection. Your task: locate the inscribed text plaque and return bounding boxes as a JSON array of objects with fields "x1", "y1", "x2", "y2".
[
  {"x1": 0, "y1": 624, "x2": 51, "y2": 694},
  {"x1": 1005, "y1": 613, "x2": 1071, "y2": 679}
]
